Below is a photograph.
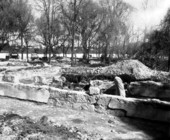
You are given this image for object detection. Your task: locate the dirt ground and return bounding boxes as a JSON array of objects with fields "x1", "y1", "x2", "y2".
[{"x1": 0, "y1": 97, "x2": 169, "y2": 140}]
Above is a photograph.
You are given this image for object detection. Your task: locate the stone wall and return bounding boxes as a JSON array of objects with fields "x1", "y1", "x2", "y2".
[
  {"x1": 0, "y1": 81, "x2": 170, "y2": 123},
  {"x1": 0, "y1": 82, "x2": 50, "y2": 103},
  {"x1": 129, "y1": 81, "x2": 170, "y2": 100}
]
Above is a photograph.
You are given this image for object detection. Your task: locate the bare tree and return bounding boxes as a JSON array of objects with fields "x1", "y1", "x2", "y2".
[
  {"x1": 35, "y1": 0, "x2": 60, "y2": 63},
  {"x1": 60, "y1": 0, "x2": 83, "y2": 65},
  {"x1": 24, "y1": 24, "x2": 35, "y2": 62}
]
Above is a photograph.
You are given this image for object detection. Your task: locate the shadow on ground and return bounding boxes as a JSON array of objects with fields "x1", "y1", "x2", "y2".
[{"x1": 116, "y1": 109, "x2": 170, "y2": 140}]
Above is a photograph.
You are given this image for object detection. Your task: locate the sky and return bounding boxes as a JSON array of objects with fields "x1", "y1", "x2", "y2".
[{"x1": 124, "y1": 0, "x2": 170, "y2": 31}]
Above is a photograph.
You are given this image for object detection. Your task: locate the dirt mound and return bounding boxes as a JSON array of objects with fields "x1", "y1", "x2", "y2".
[
  {"x1": 152, "y1": 71, "x2": 170, "y2": 83},
  {"x1": 102, "y1": 60, "x2": 154, "y2": 80},
  {"x1": 62, "y1": 60, "x2": 155, "y2": 83}
]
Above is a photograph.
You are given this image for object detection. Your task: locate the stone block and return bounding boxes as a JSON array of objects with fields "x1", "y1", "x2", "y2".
[
  {"x1": 90, "y1": 80, "x2": 114, "y2": 90},
  {"x1": 107, "y1": 109, "x2": 126, "y2": 117},
  {"x1": 19, "y1": 78, "x2": 34, "y2": 84},
  {"x1": 50, "y1": 76, "x2": 66, "y2": 88},
  {"x1": 129, "y1": 81, "x2": 170, "y2": 99},
  {"x1": 33, "y1": 76, "x2": 46, "y2": 85},
  {"x1": 86, "y1": 96, "x2": 96, "y2": 104},
  {"x1": 90, "y1": 80, "x2": 115, "y2": 95},
  {"x1": 114, "y1": 76, "x2": 126, "y2": 97},
  {"x1": 97, "y1": 96, "x2": 111, "y2": 107},
  {"x1": 2, "y1": 75, "x2": 19, "y2": 83},
  {"x1": 89, "y1": 86, "x2": 100, "y2": 95},
  {"x1": 66, "y1": 94, "x2": 77, "y2": 103},
  {"x1": 49, "y1": 88, "x2": 62, "y2": 98},
  {"x1": 53, "y1": 76, "x2": 66, "y2": 83},
  {"x1": 0, "y1": 82, "x2": 50, "y2": 103},
  {"x1": 76, "y1": 94, "x2": 88, "y2": 103},
  {"x1": 108, "y1": 96, "x2": 170, "y2": 122}
]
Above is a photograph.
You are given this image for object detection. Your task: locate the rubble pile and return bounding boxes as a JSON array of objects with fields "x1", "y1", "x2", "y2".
[{"x1": 0, "y1": 113, "x2": 82, "y2": 140}]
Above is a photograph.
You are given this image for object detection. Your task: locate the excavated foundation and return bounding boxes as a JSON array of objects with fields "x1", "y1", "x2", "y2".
[
  {"x1": 0, "y1": 60, "x2": 170, "y2": 139},
  {"x1": 0, "y1": 60, "x2": 170, "y2": 131}
]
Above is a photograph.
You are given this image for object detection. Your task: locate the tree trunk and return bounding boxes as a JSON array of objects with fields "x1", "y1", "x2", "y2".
[
  {"x1": 96, "y1": 45, "x2": 98, "y2": 58},
  {"x1": 168, "y1": 49, "x2": 170, "y2": 72},
  {"x1": 104, "y1": 43, "x2": 108, "y2": 61},
  {"x1": 48, "y1": 45, "x2": 51, "y2": 63},
  {"x1": 63, "y1": 45, "x2": 65, "y2": 57},
  {"x1": 26, "y1": 43, "x2": 29, "y2": 62},
  {"x1": 71, "y1": 33, "x2": 75, "y2": 65},
  {"x1": 21, "y1": 35, "x2": 24, "y2": 60},
  {"x1": 71, "y1": 0, "x2": 77, "y2": 66},
  {"x1": 44, "y1": 45, "x2": 48, "y2": 57},
  {"x1": 123, "y1": 39, "x2": 126, "y2": 58},
  {"x1": 82, "y1": 39, "x2": 88, "y2": 60},
  {"x1": 83, "y1": 48, "x2": 89, "y2": 60},
  {"x1": 98, "y1": 43, "x2": 101, "y2": 57}
]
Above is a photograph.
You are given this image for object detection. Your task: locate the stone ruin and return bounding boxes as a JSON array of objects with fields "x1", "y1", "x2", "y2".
[{"x1": 0, "y1": 59, "x2": 170, "y2": 138}]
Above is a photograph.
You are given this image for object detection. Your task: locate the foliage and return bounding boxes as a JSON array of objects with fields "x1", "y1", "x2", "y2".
[
  {"x1": 76, "y1": 0, "x2": 104, "y2": 59},
  {"x1": 0, "y1": 0, "x2": 34, "y2": 56},
  {"x1": 137, "y1": 8, "x2": 170, "y2": 71},
  {"x1": 0, "y1": 0, "x2": 17, "y2": 51},
  {"x1": 13, "y1": 0, "x2": 34, "y2": 59},
  {"x1": 96, "y1": 0, "x2": 132, "y2": 60}
]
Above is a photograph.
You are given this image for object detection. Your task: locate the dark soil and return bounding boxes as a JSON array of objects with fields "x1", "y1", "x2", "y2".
[{"x1": 0, "y1": 113, "x2": 81, "y2": 140}]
